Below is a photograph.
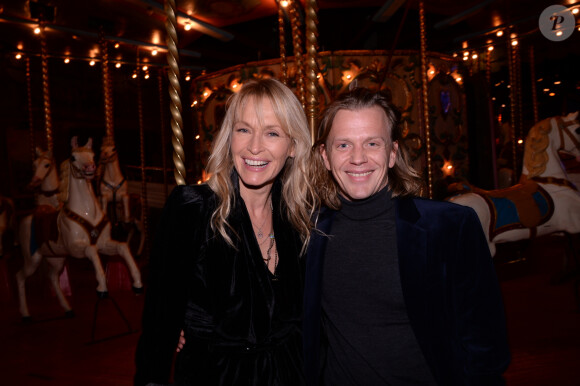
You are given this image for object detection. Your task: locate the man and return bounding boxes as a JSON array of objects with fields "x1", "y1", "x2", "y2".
[{"x1": 304, "y1": 87, "x2": 510, "y2": 385}]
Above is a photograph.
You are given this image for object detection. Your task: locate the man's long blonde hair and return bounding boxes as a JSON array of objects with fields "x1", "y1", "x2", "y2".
[
  {"x1": 206, "y1": 78, "x2": 317, "y2": 252},
  {"x1": 312, "y1": 87, "x2": 424, "y2": 209}
]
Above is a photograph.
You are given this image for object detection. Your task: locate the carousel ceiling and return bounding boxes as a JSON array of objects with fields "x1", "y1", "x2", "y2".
[{"x1": 1, "y1": 0, "x2": 579, "y2": 77}]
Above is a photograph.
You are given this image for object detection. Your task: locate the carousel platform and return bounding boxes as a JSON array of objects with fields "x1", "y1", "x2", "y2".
[{"x1": 0, "y1": 234, "x2": 578, "y2": 385}]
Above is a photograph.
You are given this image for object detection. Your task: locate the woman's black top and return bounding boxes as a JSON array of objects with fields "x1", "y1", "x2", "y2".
[{"x1": 134, "y1": 176, "x2": 305, "y2": 386}]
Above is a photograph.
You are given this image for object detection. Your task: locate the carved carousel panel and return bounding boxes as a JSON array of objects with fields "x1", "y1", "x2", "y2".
[{"x1": 190, "y1": 50, "x2": 466, "y2": 191}]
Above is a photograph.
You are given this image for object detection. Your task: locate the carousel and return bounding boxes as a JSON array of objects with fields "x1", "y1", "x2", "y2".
[{"x1": 0, "y1": 0, "x2": 579, "y2": 384}]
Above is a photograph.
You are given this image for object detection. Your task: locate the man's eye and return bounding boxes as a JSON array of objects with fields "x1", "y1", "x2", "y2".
[{"x1": 337, "y1": 143, "x2": 348, "y2": 149}]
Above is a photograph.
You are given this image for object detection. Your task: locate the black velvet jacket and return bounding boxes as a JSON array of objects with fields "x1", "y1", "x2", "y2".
[
  {"x1": 134, "y1": 176, "x2": 304, "y2": 385},
  {"x1": 304, "y1": 197, "x2": 511, "y2": 386}
]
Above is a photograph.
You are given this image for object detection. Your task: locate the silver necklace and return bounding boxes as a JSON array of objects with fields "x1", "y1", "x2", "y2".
[
  {"x1": 263, "y1": 233, "x2": 279, "y2": 275},
  {"x1": 252, "y1": 200, "x2": 273, "y2": 239}
]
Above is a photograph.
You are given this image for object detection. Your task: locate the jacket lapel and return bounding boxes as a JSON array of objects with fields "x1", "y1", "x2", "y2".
[
  {"x1": 395, "y1": 197, "x2": 439, "y2": 377},
  {"x1": 303, "y1": 207, "x2": 335, "y2": 385}
]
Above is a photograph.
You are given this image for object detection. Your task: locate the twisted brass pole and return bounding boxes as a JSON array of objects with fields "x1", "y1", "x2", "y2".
[
  {"x1": 529, "y1": 46, "x2": 539, "y2": 123},
  {"x1": 26, "y1": 57, "x2": 35, "y2": 160},
  {"x1": 101, "y1": 31, "x2": 114, "y2": 138},
  {"x1": 164, "y1": 0, "x2": 186, "y2": 185},
  {"x1": 419, "y1": 1, "x2": 433, "y2": 199},
  {"x1": 277, "y1": 1, "x2": 288, "y2": 85},
  {"x1": 305, "y1": 0, "x2": 319, "y2": 143},
  {"x1": 507, "y1": 39, "x2": 517, "y2": 177},
  {"x1": 289, "y1": 2, "x2": 305, "y2": 108},
  {"x1": 137, "y1": 64, "x2": 150, "y2": 256},
  {"x1": 40, "y1": 24, "x2": 53, "y2": 155}
]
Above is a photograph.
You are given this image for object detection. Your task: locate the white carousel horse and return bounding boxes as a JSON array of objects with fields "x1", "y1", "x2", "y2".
[
  {"x1": 16, "y1": 137, "x2": 143, "y2": 320},
  {"x1": 28, "y1": 147, "x2": 62, "y2": 209},
  {"x1": 0, "y1": 196, "x2": 15, "y2": 256},
  {"x1": 448, "y1": 112, "x2": 580, "y2": 257},
  {"x1": 98, "y1": 137, "x2": 130, "y2": 222},
  {"x1": 97, "y1": 136, "x2": 145, "y2": 256}
]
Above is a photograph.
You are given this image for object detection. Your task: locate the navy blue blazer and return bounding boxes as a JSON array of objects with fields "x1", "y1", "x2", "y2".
[{"x1": 303, "y1": 196, "x2": 510, "y2": 385}]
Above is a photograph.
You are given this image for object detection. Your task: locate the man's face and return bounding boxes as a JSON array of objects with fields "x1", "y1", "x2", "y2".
[{"x1": 321, "y1": 106, "x2": 398, "y2": 201}]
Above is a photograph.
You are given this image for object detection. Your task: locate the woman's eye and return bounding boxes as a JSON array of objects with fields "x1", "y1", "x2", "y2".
[
  {"x1": 236, "y1": 127, "x2": 249, "y2": 133},
  {"x1": 267, "y1": 131, "x2": 280, "y2": 137}
]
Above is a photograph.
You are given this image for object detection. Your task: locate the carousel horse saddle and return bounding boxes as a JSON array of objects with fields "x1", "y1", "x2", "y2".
[
  {"x1": 31, "y1": 205, "x2": 60, "y2": 254},
  {"x1": 449, "y1": 181, "x2": 554, "y2": 240}
]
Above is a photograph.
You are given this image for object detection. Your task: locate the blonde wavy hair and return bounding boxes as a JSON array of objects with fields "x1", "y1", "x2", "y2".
[
  {"x1": 522, "y1": 117, "x2": 552, "y2": 178},
  {"x1": 206, "y1": 78, "x2": 317, "y2": 252},
  {"x1": 312, "y1": 87, "x2": 424, "y2": 209}
]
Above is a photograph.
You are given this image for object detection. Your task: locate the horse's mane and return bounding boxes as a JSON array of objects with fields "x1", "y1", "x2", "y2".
[
  {"x1": 59, "y1": 159, "x2": 70, "y2": 203},
  {"x1": 523, "y1": 117, "x2": 552, "y2": 178}
]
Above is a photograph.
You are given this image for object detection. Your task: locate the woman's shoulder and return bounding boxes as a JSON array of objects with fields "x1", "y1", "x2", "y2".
[{"x1": 166, "y1": 184, "x2": 216, "y2": 211}]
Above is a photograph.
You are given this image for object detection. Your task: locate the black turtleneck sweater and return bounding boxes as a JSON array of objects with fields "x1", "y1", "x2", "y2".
[{"x1": 321, "y1": 186, "x2": 436, "y2": 385}]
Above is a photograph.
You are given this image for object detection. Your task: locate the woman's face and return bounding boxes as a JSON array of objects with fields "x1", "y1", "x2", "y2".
[{"x1": 231, "y1": 97, "x2": 295, "y2": 193}]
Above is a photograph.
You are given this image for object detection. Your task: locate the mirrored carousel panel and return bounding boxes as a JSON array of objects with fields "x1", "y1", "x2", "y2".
[{"x1": 190, "y1": 50, "x2": 467, "y2": 194}]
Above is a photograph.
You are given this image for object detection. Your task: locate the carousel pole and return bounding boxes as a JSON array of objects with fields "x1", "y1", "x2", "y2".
[
  {"x1": 40, "y1": 22, "x2": 53, "y2": 154},
  {"x1": 529, "y1": 46, "x2": 539, "y2": 123},
  {"x1": 485, "y1": 48, "x2": 492, "y2": 85},
  {"x1": 507, "y1": 37, "x2": 518, "y2": 178},
  {"x1": 26, "y1": 57, "x2": 35, "y2": 161},
  {"x1": 100, "y1": 29, "x2": 114, "y2": 139},
  {"x1": 515, "y1": 41, "x2": 523, "y2": 144},
  {"x1": 164, "y1": 0, "x2": 186, "y2": 185},
  {"x1": 419, "y1": 1, "x2": 433, "y2": 199},
  {"x1": 277, "y1": 1, "x2": 288, "y2": 86},
  {"x1": 289, "y1": 1, "x2": 306, "y2": 108},
  {"x1": 136, "y1": 55, "x2": 149, "y2": 256},
  {"x1": 157, "y1": 69, "x2": 169, "y2": 199},
  {"x1": 305, "y1": 0, "x2": 319, "y2": 143}
]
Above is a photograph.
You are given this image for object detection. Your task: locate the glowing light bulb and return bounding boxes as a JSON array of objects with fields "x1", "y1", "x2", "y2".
[
  {"x1": 152, "y1": 49, "x2": 158, "y2": 56},
  {"x1": 115, "y1": 62, "x2": 121, "y2": 68},
  {"x1": 142, "y1": 65, "x2": 148, "y2": 71},
  {"x1": 89, "y1": 60, "x2": 96, "y2": 66},
  {"x1": 185, "y1": 75, "x2": 191, "y2": 81},
  {"x1": 114, "y1": 43, "x2": 120, "y2": 49},
  {"x1": 34, "y1": 27, "x2": 41, "y2": 34},
  {"x1": 15, "y1": 53, "x2": 22, "y2": 60},
  {"x1": 511, "y1": 40, "x2": 518, "y2": 46},
  {"x1": 496, "y1": 30, "x2": 503, "y2": 37},
  {"x1": 572, "y1": 8, "x2": 579, "y2": 14},
  {"x1": 281, "y1": 1, "x2": 289, "y2": 7},
  {"x1": 472, "y1": 53, "x2": 478, "y2": 59},
  {"x1": 132, "y1": 73, "x2": 137, "y2": 79},
  {"x1": 184, "y1": 23, "x2": 192, "y2": 31},
  {"x1": 144, "y1": 73, "x2": 150, "y2": 79},
  {"x1": 554, "y1": 81, "x2": 561, "y2": 85},
  {"x1": 488, "y1": 46, "x2": 494, "y2": 52},
  {"x1": 64, "y1": 58, "x2": 70, "y2": 63},
  {"x1": 195, "y1": 135, "x2": 200, "y2": 140}
]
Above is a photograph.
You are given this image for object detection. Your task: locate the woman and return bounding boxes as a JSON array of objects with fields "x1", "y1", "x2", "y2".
[{"x1": 134, "y1": 78, "x2": 316, "y2": 386}]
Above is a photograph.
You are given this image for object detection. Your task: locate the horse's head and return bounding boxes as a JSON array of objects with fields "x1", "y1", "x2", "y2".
[
  {"x1": 99, "y1": 136, "x2": 118, "y2": 164},
  {"x1": 70, "y1": 136, "x2": 96, "y2": 180},
  {"x1": 28, "y1": 147, "x2": 55, "y2": 188},
  {"x1": 559, "y1": 111, "x2": 580, "y2": 160}
]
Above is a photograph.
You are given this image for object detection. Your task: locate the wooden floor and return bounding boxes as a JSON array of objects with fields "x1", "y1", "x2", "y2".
[{"x1": 0, "y1": 234, "x2": 579, "y2": 385}]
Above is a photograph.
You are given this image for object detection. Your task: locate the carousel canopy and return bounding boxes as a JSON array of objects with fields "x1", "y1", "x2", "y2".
[{"x1": 0, "y1": 0, "x2": 578, "y2": 76}]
